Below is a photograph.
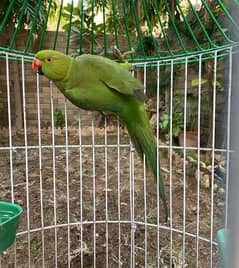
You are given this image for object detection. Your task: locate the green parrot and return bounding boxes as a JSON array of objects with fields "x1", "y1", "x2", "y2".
[{"x1": 32, "y1": 50, "x2": 168, "y2": 220}]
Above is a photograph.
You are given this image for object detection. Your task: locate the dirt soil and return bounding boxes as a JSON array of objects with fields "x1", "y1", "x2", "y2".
[{"x1": 0, "y1": 128, "x2": 224, "y2": 267}]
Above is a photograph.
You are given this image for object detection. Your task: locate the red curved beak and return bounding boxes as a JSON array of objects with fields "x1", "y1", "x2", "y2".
[{"x1": 32, "y1": 59, "x2": 42, "y2": 73}]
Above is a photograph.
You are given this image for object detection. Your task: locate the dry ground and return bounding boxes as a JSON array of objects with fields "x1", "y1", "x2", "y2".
[{"x1": 0, "y1": 128, "x2": 224, "y2": 267}]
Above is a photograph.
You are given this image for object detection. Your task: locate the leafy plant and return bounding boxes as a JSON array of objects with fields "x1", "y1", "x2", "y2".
[
  {"x1": 0, "y1": 0, "x2": 57, "y2": 32},
  {"x1": 72, "y1": 118, "x2": 80, "y2": 128},
  {"x1": 54, "y1": 107, "x2": 65, "y2": 129},
  {"x1": 160, "y1": 84, "x2": 211, "y2": 141},
  {"x1": 191, "y1": 78, "x2": 223, "y2": 90},
  {"x1": 160, "y1": 111, "x2": 183, "y2": 138}
]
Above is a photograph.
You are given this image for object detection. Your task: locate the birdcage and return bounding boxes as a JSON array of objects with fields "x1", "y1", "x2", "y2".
[{"x1": 0, "y1": 0, "x2": 238, "y2": 267}]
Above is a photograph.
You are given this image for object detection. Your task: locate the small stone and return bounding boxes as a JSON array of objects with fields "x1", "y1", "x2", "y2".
[
  {"x1": 194, "y1": 170, "x2": 204, "y2": 181},
  {"x1": 218, "y1": 201, "x2": 224, "y2": 207},
  {"x1": 202, "y1": 174, "x2": 210, "y2": 188},
  {"x1": 218, "y1": 188, "x2": 225, "y2": 195},
  {"x1": 103, "y1": 188, "x2": 112, "y2": 192},
  {"x1": 207, "y1": 165, "x2": 212, "y2": 171},
  {"x1": 215, "y1": 154, "x2": 224, "y2": 162},
  {"x1": 192, "y1": 206, "x2": 197, "y2": 212},
  {"x1": 213, "y1": 183, "x2": 218, "y2": 191},
  {"x1": 219, "y1": 160, "x2": 226, "y2": 166},
  {"x1": 17, "y1": 199, "x2": 24, "y2": 206}
]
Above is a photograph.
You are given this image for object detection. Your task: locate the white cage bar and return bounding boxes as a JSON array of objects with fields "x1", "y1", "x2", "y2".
[{"x1": 0, "y1": 47, "x2": 233, "y2": 267}]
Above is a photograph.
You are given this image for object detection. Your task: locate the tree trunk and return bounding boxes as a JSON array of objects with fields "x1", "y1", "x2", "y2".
[
  {"x1": 169, "y1": 0, "x2": 175, "y2": 17},
  {"x1": 136, "y1": 0, "x2": 142, "y2": 24}
]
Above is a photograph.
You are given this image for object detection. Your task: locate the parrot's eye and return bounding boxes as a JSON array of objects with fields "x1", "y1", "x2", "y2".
[{"x1": 46, "y1": 57, "x2": 52, "y2": 63}]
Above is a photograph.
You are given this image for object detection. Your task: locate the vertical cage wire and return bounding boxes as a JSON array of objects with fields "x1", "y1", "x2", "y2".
[
  {"x1": 116, "y1": 116, "x2": 121, "y2": 268},
  {"x1": 129, "y1": 67, "x2": 136, "y2": 268},
  {"x1": 143, "y1": 63, "x2": 148, "y2": 267},
  {"x1": 209, "y1": 51, "x2": 218, "y2": 268},
  {"x1": 50, "y1": 80, "x2": 58, "y2": 268},
  {"x1": 169, "y1": 58, "x2": 174, "y2": 268},
  {"x1": 91, "y1": 118, "x2": 96, "y2": 268},
  {"x1": 64, "y1": 96, "x2": 71, "y2": 268},
  {"x1": 196, "y1": 53, "x2": 202, "y2": 267},
  {"x1": 225, "y1": 47, "x2": 233, "y2": 229},
  {"x1": 0, "y1": 48, "x2": 233, "y2": 267},
  {"x1": 21, "y1": 55, "x2": 31, "y2": 267},
  {"x1": 156, "y1": 60, "x2": 161, "y2": 267},
  {"x1": 36, "y1": 67, "x2": 45, "y2": 267},
  {"x1": 104, "y1": 116, "x2": 109, "y2": 268},
  {"x1": 77, "y1": 110, "x2": 84, "y2": 268},
  {"x1": 182, "y1": 56, "x2": 188, "y2": 266},
  {"x1": 5, "y1": 53, "x2": 15, "y2": 267}
]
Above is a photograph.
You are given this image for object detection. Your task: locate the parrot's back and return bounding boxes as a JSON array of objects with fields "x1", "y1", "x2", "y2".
[{"x1": 54, "y1": 54, "x2": 145, "y2": 113}]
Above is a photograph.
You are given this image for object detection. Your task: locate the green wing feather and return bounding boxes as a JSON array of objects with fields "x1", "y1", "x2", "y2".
[{"x1": 77, "y1": 54, "x2": 145, "y2": 101}]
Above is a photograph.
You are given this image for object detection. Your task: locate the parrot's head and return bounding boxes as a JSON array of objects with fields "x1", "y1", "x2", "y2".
[{"x1": 32, "y1": 50, "x2": 72, "y2": 81}]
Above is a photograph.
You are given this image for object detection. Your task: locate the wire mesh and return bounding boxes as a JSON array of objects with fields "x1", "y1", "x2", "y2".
[
  {"x1": 0, "y1": 0, "x2": 239, "y2": 61},
  {"x1": 0, "y1": 47, "x2": 233, "y2": 267}
]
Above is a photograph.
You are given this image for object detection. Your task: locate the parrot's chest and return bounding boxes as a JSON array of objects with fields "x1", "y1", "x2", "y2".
[
  {"x1": 54, "y1": 81, "x2": 91, "y2": 110},
  {"x1": 64, "y1": 88, "x2": 96, "y2": 111},
  {"x1": 54, "y1": 79, "x2": 125, "y2": 114}
]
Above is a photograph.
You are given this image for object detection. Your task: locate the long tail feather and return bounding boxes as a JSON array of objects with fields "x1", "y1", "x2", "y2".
[{"x1": 120, "y1": 104, "x2": 168, "y2": 221}]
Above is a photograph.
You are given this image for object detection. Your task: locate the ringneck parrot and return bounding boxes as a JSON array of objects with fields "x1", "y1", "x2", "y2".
[{"x1": 32, "y1": 50, "x2": 168, "y2": 220}]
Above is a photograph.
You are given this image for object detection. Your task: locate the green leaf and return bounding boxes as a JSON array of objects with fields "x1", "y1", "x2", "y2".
[
  {"x1": 213, "y1": 80, "x2": 222, "y2": 88},
  {"x1": 173, "y1": 126, "x2": 181, "y2": 137},
  {"x1": 191, "y1": 79, "x2": 207, "y2": 87}
]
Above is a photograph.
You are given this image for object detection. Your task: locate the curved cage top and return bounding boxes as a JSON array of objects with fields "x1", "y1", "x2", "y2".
[{"x1": 0, "y1": 0, "x2": 239, "y2": 62}]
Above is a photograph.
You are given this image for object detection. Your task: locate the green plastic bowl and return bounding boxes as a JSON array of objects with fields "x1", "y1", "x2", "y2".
[
  {"x1": 216, "y1": 228, "x2": 228, "y2": 268},
  {"x1": 0, "y1": 201, "x2": 23, "y2": 253}
]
